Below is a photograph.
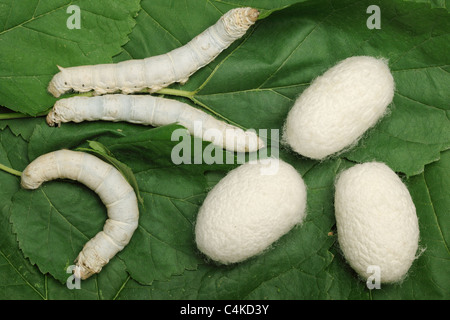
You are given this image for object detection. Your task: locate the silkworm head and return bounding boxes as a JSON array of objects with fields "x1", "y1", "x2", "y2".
[
  {"x1": 74, "y1": 254, "x2": 96, "y2": 280},
  {"x1": 48, "y1": 66, "x2": 70, "y2": 97},
  {"x1": 46, "y1": 109, "x2": 59, "y2": 127},
  {"x1": 223, "y1": 7, "x2": 259, "y2": 36},
  {"x1": 21, "y1": 165, "x2": 44, "y2": 190},
  {"x1": 46, "y1": 99, "x2": 70, "y2": 127},
  {"x1": 20, "y1": 152, "x2": 57, "y2": 190},
  {"x1": 246, "y1": 8, "x2": 260, "y2": 22}
]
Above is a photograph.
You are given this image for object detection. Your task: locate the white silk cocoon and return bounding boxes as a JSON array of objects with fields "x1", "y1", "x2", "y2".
[
  {"x1": 283, "y1": 56, "x2": 395, "y2": 160},
  {"x1": 334, "y1": 162, "x2": 420, "y2": 283},
  {"x1": 195, "y1": 158, "x2": 307, "y2": 264}
]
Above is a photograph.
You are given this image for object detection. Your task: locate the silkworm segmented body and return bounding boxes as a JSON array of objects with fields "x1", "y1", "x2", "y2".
[
  {"x1": 21, "y1": 149, "x2": 139, "y2": 280},
  {"x1": 46, "y1": 94, "x2": 264, "y2": 153},
  {"x1": 48, "y1": 7, "x2": 259, "y2": 97}
]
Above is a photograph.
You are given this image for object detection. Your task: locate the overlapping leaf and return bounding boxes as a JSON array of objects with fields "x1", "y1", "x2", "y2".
[
  {"x1": 107, "y1": 0, "x2": 450, "y2": 298},
  {"x1": 118, "y1": 0, "x2": 450, "y2": 176},
  {"x1": 0, "y1": 128, "x2": 44, "y2": 300},
  {"x1": 0, "y1": 0, "x2": 140, "y2": 115},
  {"x1": 326, "y1": 150, "x2": 450, "y2": 299}
]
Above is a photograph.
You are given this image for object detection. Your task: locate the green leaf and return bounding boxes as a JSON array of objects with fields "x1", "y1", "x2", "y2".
[
  {"x1": 0, "y1": 117, "x2": 45, "y2": 141},
  {"x1": 0, "y1": 128, "x2": 45, "y2": 299},
  {"x1": 0, "y1": 127, "x2": 136, "y2": 299},
  {"x1": 27, "y1": 121, "x2": 145, "y2": 160},
  {"x1": 10, "y1": 121, "x2": 235, "y2": 285},
  {"x1": 119, "y1": 0, "x2": 450, "y2": 176},
  {"x1": 327, "y1": 150, "x2": 450, "y2": 299},
  {"x1": 1, "y1": 0, "x2": 449, "y2": 300},
  {"x1": 0, "y1": 0, "x2": 140, "y2": 115},
  {"x1": 403, "y1": 0, "x2": 450, "y2": 10},
  {"x1": 115, "y1": 157, "x2": 350, "y2": 300},
  {"x1": 10, "y1": 176, "x2": 112, "y2": 283},
  {"x1": 45, "y1": 258, "x2": 130, "y2": 300},
  {"x1": 197, "y1": 0, "x2": 450, "y2": 176},
  {"x1": 112, "y1": 0, "x2": 449, "y2": 298}
]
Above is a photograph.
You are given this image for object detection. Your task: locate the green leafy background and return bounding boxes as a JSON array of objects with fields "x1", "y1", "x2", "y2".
[{"x1": 0, "y1": 0, "x2": 448, "y2": 300}]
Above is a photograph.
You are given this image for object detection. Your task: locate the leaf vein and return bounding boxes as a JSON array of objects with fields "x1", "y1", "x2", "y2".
[
  {"x1": 422, "y1": 172, "x2": 450, "y2": 255},
  {"x1": 0, "y1": 2, "x2": 69, "y2": 37},
  {"x1": 0, "y1": 240, "x2": 46, "y2": 299},
  {"x1": 140, "y1": 6, "x2": 183, "y2": 47}
]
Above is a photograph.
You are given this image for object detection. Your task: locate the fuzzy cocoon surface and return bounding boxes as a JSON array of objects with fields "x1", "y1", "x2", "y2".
[
  {"x1": 334, "y1": 162, "x2": 420, "y2": 284},
  {"x1": 283, "y1": 56, "x2": 395, "y2": 160},
  {"x1": 195, "y1": 158, "x2": 307, "y2": 264}
]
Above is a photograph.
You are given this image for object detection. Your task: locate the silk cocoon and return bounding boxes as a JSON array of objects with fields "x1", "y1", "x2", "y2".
[
  {"x1": 283, "y1": 56, "x2": 395, "y2": 160},
  {"x1": 334, "y1": 162, "x2": 420, "y2": 283},
  {"x1": 195, "y1": 158, "x2": 307, "y2": 264}
]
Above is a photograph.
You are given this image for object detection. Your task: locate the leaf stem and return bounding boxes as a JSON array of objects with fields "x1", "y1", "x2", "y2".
[
  {"x1": 0, "y1": 162, "x2": 22, "y2": 177},
  {"x1": 156, "y1": 88, "x2": 246, "y2": 130},
  {"x1": 156, "y1": 88, "x2": 194, "y2": 98},
  {"x1": 191, "y1": 96, "x2": 246, "y2": 130},
  {"x1": 0, "y1": 109, "x2": 50, "y2": 121}
]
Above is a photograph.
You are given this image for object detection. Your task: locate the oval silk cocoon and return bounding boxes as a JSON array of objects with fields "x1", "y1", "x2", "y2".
[
  {"x1": 195, "y1": 158, "x2": 307, "y2": 264},
  {"x1": 334, "y1": 162, "x2": 420, "y2": 284},
  {"x1": 283, "y1": 56, "x2": 395, "y2": 160}
]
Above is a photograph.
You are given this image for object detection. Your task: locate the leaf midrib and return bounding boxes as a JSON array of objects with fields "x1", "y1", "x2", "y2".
[
  {"x1": 0, "y1": 1, "x2": 70, "y2": 36},
  {"x1": 422, "y1": 171, "x2": 450, "y2": 255},
  {"x1": 0, "y1": 245, "x2": 47, "y2": 299}
]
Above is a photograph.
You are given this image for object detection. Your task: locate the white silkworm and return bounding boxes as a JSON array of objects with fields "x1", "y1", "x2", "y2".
[
  {"x1": 48, "y1": 7, "x2": 259, "y2": 97},
  {"x1": 46, "y1": 94, "x2": 264, "y2": 153},
  {"x1": 20, "y1": 149, "x2": 139, "y2": 280}
]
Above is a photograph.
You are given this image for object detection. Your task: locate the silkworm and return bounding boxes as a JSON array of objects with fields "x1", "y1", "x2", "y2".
[
  {"x1": 47, "y1": 7, "x2": 259, "y2": 97},
  {"x1": 334, "y1": 162, "x2": 420, "y2": 283},
  {"x1": 20, "y1": 149, "x2": 139, "y2": 280},
  {"x1": 283, "y1": 56, "x2": 395, "y2": 160},
  {"x1": 195, "y1": 158, "x2": 307, "y2": 264},
  {"x1": 46, "y1": 94, "x2": 264, "y2": 153}
]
